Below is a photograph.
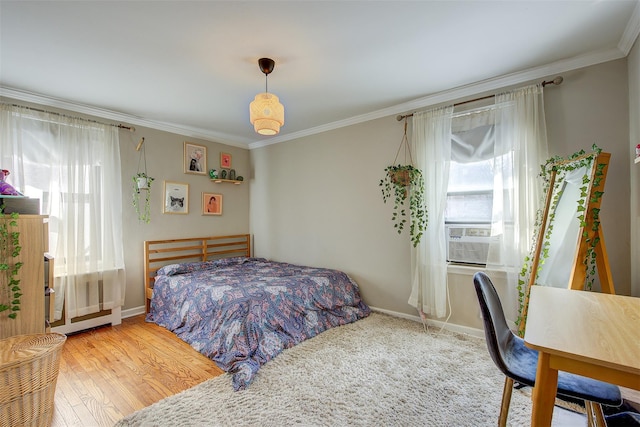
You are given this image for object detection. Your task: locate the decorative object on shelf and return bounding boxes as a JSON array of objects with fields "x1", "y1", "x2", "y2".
[
  {"x1": 132, "y1": 138, "x2": 154, "y2": 223},
  {"x1": 202, "y1": 192, "x2": 223, "y2": 216},
  {"x1": 249, "y1": 58, "x2": 285, "y2": 136},
  {"x1": 209, "y1": 169, "x2": 218, "y2": 179},
  {"x1": 184, "y1": 142, "x2": 207, "y2": 175},
  {"x1": 162, "y1": 181, "x2": 189, "y2": 215},
  {"x1": 236, "y1": 176, "x2": 244, "y2": 182},
  {"x1": 229, "y1": 169, "x2": 236, "y2": 180},
  {"x1": 220, "y1": 169, "x2": 228, "y2": 179},
  {"x1": 220, "y1": 152, "x2": 232, "y2": 169},
  {"x1": 379, "y1": 117, "x2": 427, "y2": 247},
  {"x1": 0, "y1": 206, "x2": 21, "y2": 320},
  {"x1": 0, "y1": 170, "x2": 20, "y2": 196}
]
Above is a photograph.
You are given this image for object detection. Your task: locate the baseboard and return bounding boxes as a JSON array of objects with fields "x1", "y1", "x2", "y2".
[
  {"x1": 123, "y1": 303, "x2": 484, "y2": 338},
  {"x1": 369, "y1": 306, "x2": 484, "y2": 339},
  {"x1": 122, "y1": 305, "x2": 146, "y2": 319}
]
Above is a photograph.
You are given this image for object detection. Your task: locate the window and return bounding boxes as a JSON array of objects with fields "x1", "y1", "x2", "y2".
[{"x1": 445, "y1": 158, "x2": 494, "y2": 224}]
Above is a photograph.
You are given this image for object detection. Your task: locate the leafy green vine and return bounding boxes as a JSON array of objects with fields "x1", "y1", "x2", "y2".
[
  {"x1": 379, "y1": 165, "x2": 428, "y2": 247},
  {"x1": 0, "y1": 206, "x2": 22, "y2": 319},
  {"x1": 132, "y1": 173, "x2": 154, "y2": 223},
  {"x1": 516, "y1": 144, "x2": 605, "y2": 329}
]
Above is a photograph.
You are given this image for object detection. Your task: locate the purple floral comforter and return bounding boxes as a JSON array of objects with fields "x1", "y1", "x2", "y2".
[{"x1": 146, "y1": 257, "x2": 370, "y2": 390}]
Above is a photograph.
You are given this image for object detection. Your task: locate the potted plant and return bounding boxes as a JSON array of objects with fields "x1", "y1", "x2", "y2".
[
  {"x1": 0, "y1": 206, "x2": 22, "y2": 319},
  {"x1": 379, "y1": 164, "x2": 428, "y2": 247},
  {"x1": 132, "y1": 172, "x2": 154, "y2": 223}
]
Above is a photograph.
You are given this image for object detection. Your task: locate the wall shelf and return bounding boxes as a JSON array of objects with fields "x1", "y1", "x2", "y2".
[{"x1": 211, "y1": 179, "x2": 242, "y2": 185}]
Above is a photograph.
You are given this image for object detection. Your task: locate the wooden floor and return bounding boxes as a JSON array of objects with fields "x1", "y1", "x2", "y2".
[
  {"x1": 48, "y1": 315, "x2": 640, "y2": 427},
  {"x1": 50, "y1": 315, "x2": 224, "y2": 427}
]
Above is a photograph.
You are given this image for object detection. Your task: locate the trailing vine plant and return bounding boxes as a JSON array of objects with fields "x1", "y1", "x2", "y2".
[
  {"x1": 380, "y1": 165, "x2": 428, "y2": 247},
  {"x1": 516, "y1": 144, "x2": 605, "y2": 330},
  {"x1": 0, "y1": 205, "x2": 22, "y2": 319},
  {"x1": 379, "y1": 117, "x2": 428, "y2": 247},
  {"x1": 132, "y1": 172, "x2": 154, "y2": 223}
]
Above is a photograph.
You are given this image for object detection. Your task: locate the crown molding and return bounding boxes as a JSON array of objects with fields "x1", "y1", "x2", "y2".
[
  {"x1": 249, "y1": 46, "x2": 626, "y2": 150},
  {"x1": 0, "y1": 87, "x2": 252, "y2": 149},
  {"x1": 1, "y1": 42, "x2": 630, "y2": 152},
  {"x1": 619, "y1": 1, "x2": 640, "y2": 55}
]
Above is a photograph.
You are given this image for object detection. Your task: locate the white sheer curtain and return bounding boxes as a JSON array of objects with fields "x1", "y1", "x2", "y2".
[
  {"x1": 487, "y1": 84, "x2": 548, "y2": 324},
  {"x1": 409, "y1": 106, "x2": 454, "y2": 319},
  {"x1": 0, "y1": 104, "x2": 126, "y2": 321}
]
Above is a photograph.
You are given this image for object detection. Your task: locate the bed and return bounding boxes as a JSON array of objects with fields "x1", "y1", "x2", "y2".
[{"x1": 144, "y1": 234, "x2": 371, "y2": 390}]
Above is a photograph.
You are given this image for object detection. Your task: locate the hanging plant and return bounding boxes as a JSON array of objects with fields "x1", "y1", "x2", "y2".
[
  {"x1": 379, "y1": 117, "x2": 428, "y2": 247},
  {"x1": 0, "y1": 205, "x2": 22, "y2": 319},
  {"x1": 132, "y1": 137, "x2": 154, "y2": 223},
  {"x1": 516, "y1": 144, "x2": 605, "y2": 329},
  {"x1": 132, "y1": 172, "x2": 154, "y2": 223}
]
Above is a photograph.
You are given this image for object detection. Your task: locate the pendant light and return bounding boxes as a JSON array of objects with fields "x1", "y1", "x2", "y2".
[{"x1": 249, "y1": 58, "x2": 285, "y2": 136}]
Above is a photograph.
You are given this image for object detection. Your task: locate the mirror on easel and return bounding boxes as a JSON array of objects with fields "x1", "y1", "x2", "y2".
[{"x1": 517, "y1": 148, "x2": 613, "y2": 333}]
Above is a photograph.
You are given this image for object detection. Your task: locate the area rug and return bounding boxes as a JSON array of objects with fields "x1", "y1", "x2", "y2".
[{"x1": 116, "y1": 312, "x2": 533, "y2": 426}]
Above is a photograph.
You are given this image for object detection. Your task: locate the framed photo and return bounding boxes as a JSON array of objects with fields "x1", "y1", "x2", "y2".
[
  {"x1": 163, "y1": 181, "x2": 189, "y2": 214},
  {"x1": 220, "y1": 152, "x2": 232, "y2": 169},
  {"x1": 202, "y1": 192, "x2": 222, "y2": 216},
  {"x1": 184, "y1": 142, "x2": 207, "y2": 175}
]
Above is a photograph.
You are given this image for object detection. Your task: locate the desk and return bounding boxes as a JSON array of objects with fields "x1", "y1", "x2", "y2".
[{"x1": 524, "y1": 286, "x2": 640, "y2": 426}]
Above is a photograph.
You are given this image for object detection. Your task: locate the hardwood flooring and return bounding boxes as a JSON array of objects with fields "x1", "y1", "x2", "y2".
[
  {"x1": 50, "y1": 315, "x2": 223, "y2": 427},
  {"x1": 48, "y1": 315, "x2": 640, "y2": 427}
]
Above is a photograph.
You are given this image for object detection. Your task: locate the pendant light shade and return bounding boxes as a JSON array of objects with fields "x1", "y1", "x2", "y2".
[{"x1": 249, "y1": 58, "x2": 284, "y2": 135}]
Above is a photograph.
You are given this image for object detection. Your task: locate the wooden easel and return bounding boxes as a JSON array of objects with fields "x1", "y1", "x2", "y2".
[{"x1": 519, "y1": 152, "x2": 614, "y2": 336}]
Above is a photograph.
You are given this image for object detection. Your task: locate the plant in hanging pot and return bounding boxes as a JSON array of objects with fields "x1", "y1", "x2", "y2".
[
  {"x1": 132, "y1": 172, "x2": 154, "y2": 223},
  {"x1": 379, "y1": 164, "x2": 428, "y2": 247}
]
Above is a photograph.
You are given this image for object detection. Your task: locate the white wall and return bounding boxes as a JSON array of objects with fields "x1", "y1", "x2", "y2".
[{"x1": 250, "y1": 58, "x2": 632, "y2": 330}]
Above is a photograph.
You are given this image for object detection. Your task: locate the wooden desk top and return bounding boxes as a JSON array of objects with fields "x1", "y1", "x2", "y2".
[{"x1": 524, "y1": 286, "x2": 640, "y2": 377}]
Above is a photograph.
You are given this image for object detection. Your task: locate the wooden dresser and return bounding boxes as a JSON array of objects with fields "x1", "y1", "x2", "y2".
[{"x1": 0, "y1": 215, "x2": 48, "y2": 339}]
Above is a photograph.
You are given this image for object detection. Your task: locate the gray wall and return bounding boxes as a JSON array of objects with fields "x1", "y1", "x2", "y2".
[
  {"x1": 118, "y1": 127, "x2": 250, "y2": 312},
  {"x1": 250, "y1": 58, "x2": 633, "y2": 330}
]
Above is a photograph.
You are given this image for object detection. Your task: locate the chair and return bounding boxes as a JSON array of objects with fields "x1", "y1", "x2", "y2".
[{"x1": 473, "y1": 272, "x2": 622, "y2": 427}]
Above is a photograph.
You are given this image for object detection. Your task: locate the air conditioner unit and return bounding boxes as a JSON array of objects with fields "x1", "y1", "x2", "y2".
[{"x1": 446, "y1": 224, "x2": 496, "y2": 265}]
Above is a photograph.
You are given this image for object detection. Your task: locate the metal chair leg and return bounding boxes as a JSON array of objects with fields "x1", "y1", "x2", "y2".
[{"x1": 499, "y1": 377, "x2": 514, "y2": 427}]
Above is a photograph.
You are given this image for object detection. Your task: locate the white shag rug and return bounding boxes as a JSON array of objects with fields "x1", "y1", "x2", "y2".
[{"x1": 116, "y1": 312, "x2": 533, "y2": 426}]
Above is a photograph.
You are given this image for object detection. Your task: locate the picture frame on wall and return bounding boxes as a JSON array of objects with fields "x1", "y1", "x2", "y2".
[
  {"x1": 202, "y1": 192, "x2": 222, "y2": 216},
  {"x1": 163, "y1": 181, "x2": 189, "y2": 214},
  {"x1": 184, "y1": 142, "x2": 207, "y2": 175},
  {"x1": 220, "y1": 152, "x2": 232, "y2": 169}
]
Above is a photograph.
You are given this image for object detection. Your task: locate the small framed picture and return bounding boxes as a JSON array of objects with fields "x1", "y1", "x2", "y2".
[
  {"x1": 163, "y1": 181, "x2": 189, "y2": 214},
  {"x1": 202, "y1": 192, "x2": 222, "y2": 216},
  {"x1": 184, "y1": 142, "x2": 207, "y2": 175},
  {"x1": 220, "y1": 152, "x2": 232, "y2": 169}
]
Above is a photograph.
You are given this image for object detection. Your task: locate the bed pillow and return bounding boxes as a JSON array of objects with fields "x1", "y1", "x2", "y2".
[
  {"x1": 212, "y1": 256, "x2": 258, "y2": 267},
  {"x1": 157, "y1": 261, "x2": 217, "y2": 276}
]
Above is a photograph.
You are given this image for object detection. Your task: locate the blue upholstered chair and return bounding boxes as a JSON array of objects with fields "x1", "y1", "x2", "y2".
[{"x1": 473, "y1": 272, "x2": 622, "y2": 427}]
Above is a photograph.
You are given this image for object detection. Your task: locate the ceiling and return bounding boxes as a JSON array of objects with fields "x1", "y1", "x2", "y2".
[{"x1": 1, "y1": 1, "x2": 639, "y2": 149}]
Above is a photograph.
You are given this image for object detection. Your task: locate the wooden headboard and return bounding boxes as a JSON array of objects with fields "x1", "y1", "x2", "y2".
[{"x1": 144, "y1": 234, "x2": 251, "y2": 313}]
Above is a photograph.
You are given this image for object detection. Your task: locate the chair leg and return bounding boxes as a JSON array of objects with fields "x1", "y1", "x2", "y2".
[
  {"x1": 586, "y1": 401, "x2": 595, "y2": 427},
  {"x1": 498, "y1": 377, "x2": 514, "y2": 427}
]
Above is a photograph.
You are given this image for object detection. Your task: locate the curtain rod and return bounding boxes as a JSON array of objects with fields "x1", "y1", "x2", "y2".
[
  {"x1": 5, "y1": 103, "x2": 135, "y2": 132},
  {"x1": 396, "y1": 76, "x2": 564, "y2": 121}
]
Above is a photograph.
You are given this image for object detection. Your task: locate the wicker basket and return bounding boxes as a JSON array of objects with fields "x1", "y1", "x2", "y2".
[{"x1": 0, "y1": 333, "x2": 66, "y2": 427}]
